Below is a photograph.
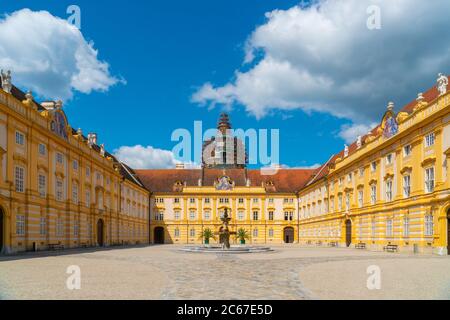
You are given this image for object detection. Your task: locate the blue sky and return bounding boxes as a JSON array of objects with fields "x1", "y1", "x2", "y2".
[{"x1": 1, "y1": 0, "x2": 450, "y2": 169}]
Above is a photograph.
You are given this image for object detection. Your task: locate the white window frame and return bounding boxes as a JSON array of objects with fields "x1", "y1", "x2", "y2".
[
  {"x1": 385, "y1": 180, "x2": 393, "y2": 202},
  {"x1": 425, "y1": 132, "x2": 435, "y2": 148},
  {"x1": 38, "y1": 174, "x2": 47, "y2": 198},
  {"x1": 425, "y1": 167, "x2": 435, "y2": 193},
  {"x1": 386, "y1": 219, "x2": 393, "y2": 237},
  {"x1": 15, "y1": 166, "x2": 25, "y2": 193},
  {"x1": 15, "y1": 131, "x2": 25, "y2": 146},
  {"x1": 424, "y1": 215, "x2": 434, "y2": 236},
  {"x1": 16, "y1": 214, "x2": 26, "y2": 236},
  {"x1": 403, "y1": 175, "x2": 411, "y2": 198}
]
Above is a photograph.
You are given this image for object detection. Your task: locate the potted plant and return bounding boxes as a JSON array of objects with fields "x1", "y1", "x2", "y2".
[
  {"x1": 200, "y1": 228, "x2": 216, "y2": 245},
  {"x1": 236, "y1": 228, "x2": 249, "y2": 245}
]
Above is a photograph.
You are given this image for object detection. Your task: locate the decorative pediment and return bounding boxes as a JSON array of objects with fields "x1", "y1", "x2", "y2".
[
  {"x1": 37, "y1": 164, "x2": 48, "y2": 173},
  {"x1": 421, "y1": 157, "x2": 436, "y2": 167},
  {"x1": 381, "y1": 103, "x2": 399, "y2": 139},
  {"x1": 357, "y1": 183, "x2": 364, "y2": 189},
  {"x1": 172, "y1": 181, "x2": 184, "y2": 192},
  {"x1": 264, "y1": 180, "x2": 276, "y2": 192},
  {"x1": 344, "y1": 187, "x2": 353, "y2": 193},
  {"x1": 13, "y1": 153, "x2": 28, "y2": 164},
  {"x1": 215, "y1": 176, "x2": 234, "y2": 191},
  {"x1": 400, "y1": 166, "x2": 412, "y2": 174},
  {"x1": 384, "y1": 173, "x2": 394, "y2": 180},
  {"x1": 369, "y1": 178, "x2": 377, "y2": 185},
  {"x1": 50, "y1": 108, "x2": 69, "y2": 140},
  {"x1": 445, "y1": 147, "x2": 450, "y2": 157}
]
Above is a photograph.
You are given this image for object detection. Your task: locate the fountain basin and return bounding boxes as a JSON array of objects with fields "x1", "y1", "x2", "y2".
[{"x1": 180, "y1": 245, "x2": 273, "y2": 254}]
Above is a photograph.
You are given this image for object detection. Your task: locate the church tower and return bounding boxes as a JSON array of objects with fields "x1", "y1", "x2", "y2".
[{"x1": 202, "y1": 113, "x2": 247, "y2": 169}]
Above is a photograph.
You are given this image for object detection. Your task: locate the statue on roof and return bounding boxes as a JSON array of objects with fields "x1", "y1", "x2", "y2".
[
  {"x1": 1, "y1": 70, "x2": 12, "y2": 94},
  {"x1": 437, "y1": 73, "x2": 448, "y2": 96}
]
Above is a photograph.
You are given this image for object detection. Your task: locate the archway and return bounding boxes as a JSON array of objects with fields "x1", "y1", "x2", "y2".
[
  {"x1": 0, "y1": 207, "x2": 4, "y2": 253},
  {"x1": 345, "y1": 219, "x2": 352, "y2": 247},
  {"x1": 97, "y1": 219, "x2": 104, "y2": 247},
  {"x1": 284, "y1": 227, "x2": 295, "y2": 244},
  {"x1": 154, "y1": 227, "x2": 165, "y2": 244}
]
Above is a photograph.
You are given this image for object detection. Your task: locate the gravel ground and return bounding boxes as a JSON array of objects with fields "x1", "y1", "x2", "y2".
[{"x1": 0, "y1": 245, "x2": 449, "y2": 300}]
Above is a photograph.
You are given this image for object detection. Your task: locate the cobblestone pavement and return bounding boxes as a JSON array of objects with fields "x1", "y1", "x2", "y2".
[{"x1": 0, "y1": 245, "x2": 449, "y2": 300}]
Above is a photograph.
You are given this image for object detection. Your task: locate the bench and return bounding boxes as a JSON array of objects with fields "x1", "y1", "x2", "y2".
[
  {"x1": 355, "y1": 243, "x2": 366, "y2": 249},
  {"x1": 48, "y1": 243, "x2": 64, "y2": 251},
  {"x1": 383, "y1": 244, "x2": 398, "y2": 252}
]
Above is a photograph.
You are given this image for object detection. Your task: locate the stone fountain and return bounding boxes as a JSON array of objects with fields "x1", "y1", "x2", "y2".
[{"x1": 180, "y1": 208, "x2": 273, "y2": 254}]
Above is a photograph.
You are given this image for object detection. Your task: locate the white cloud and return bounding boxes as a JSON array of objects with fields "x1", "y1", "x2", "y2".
[
  {"x1": 193, "y1": 0, "x2": 450, "y2": 140},
  {"x1": 114, "y1": 145, "x2": 200, "y2": 169},
  {"x1": 0, "y1": 9, "x2": 121, "y2": 101},
  {"x1": 338, "y1": 122, "x2": 377, "y2": 144}
]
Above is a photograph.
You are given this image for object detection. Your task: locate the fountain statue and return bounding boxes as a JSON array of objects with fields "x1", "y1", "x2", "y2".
[{"x1": 217, "y1": 208, "x2": 236, "y2": 250}]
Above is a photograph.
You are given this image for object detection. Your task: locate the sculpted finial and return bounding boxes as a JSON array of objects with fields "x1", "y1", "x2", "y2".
[
  {"x1": 437, "y1": 73, "x2": 448, "y2": 96},
  {"x1": 100, "y1": 144, "x2": 106, "y2": 157},
  {"x1": 344, "y1": 144, "x2": 349, "y2": 157},
  {"x1": 1, "y1": 69, "x2": 12, "y2": 94},
  {"x1": 356, "y1": 136, "x2": 362, "y2": 149}
]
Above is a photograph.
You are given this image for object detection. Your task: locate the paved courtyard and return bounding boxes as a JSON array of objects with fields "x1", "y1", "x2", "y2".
[{"x1": 0, "y1": 245, "x2": 449, "y2": 300}]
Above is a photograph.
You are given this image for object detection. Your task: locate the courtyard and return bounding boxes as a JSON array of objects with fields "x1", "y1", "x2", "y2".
[{"x1": 0, "y1": 245, "x2": 449, "y2": 300}]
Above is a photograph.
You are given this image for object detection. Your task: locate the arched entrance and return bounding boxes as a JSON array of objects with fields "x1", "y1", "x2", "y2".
[
  {"x1": 97, "y1": 219, "x2": 104, "y2": 247},
  {"x1": 154, "y1": 227, "x2": 165, "y2": 244},
  {"x1": 345, "y1": 219, "x2": 352, "y2": 247},
  {"x1": 0, "y1": 207, "x2": 4, "y2": 253},
  {"x1": 284, "y1": 227, "x2": 295, "y2": 244}
]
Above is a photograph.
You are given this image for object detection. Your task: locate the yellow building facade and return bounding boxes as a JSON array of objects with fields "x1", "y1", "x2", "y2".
[
  {"x1": 0, "y1": 78, "x2": 149, "y2": 254},
  {"x1": 298, "y1": 76, "x2": 450, "y2": 255}
]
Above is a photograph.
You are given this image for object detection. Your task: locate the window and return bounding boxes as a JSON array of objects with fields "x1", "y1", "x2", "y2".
[
  {"x1": 385, "y1": 180, "x2": 393, "y2": 202},
  {"x1": 189, "y1": 229, "x2": 196, "y2": 237},
  {"x1": 403, "y1": 175, "x2": 411, "y2": 198},
  {"x1": 155, "y1": 198, "x2": 164, "y2": 204},
  {"x1": 268, "y1": 198, "x2": 274, "y2": 204},
  {"x1": 86, "y1": 190, "x2": 91, "y2": 207},
  {"x1": 425, "y1": 215, "x2": 434, "y2": 236},
  {"x1": 425, "y1": 167, "x2": 435, "y2": 193},
  {"x1": 269, "y1": 229, "x2": 274, "y2": 238},
  {"x1": 219, "y1": 198, "x2": 229, "y2": 204},
  {"x1": 371, "y1": 161, "x2": 377, "y2": 172},
  {"x1": 86, "y1": 167, "x2": 91, "y2": 178},
  {"x1": 268, "y1": 211, "x2": 274, "y2": 221},
  {"x1": 189, "y1": 211, "x2": 196, "y2": 220},
  {"x1": 173, "y1": 211, "x2": 180, "y2": 220},
  {"x1": 204, "y1": 198, "x2": 210, "y2": 204},
  {"x1": 38, "y1": 174, "x2": 46, "y2": 198},
  {"x1": 403, "y1": 144, "x2": 412, "y2": 157},
  {"x1": 386, "y1": 219, "x2": 393, "y2": 237},
  {"x1": 253, "y1": 198, "x2": 259, "y2": 204},
  {"x1": 253, "y1": 229, "x2": 258, "y2": 237},
  {"x1": 40, "y1": 217, "x2": 47, "y2": 236},
  {"x1": 203, "y1": 211, "x2": 210, "y2": 220},
  {"x1": 174, "y1": 228, "x2": 180, "y2": 238},
  {"x1": 190, "y1": 198, "x2": 195, "y2": 204},
  {"x1": 370, "y1": 185, "x2": 377, "y2": 205},
  {"x1": 73, "y1": 160, "x2": 78, "y2": 171},
  {"x1": 403, "y1": 217, "x2": 410, "y2": 237},
  {"x1": 15, "y1": 131, "x2": 25, "y2": 145},
  {"x1": 253, "y1": 211, "x2": 259, "y2": 221},
  {"x1": 371, "y1": 220, "x2": 376, "y2": 237},
  {"x1": 338, "y1": 178, "x2": 343, "y2": 186},
  {"x1": 238, "y1": 211, "x2": 244, "y2": 220},
  {"x1": 359, "y1": 168, "x2": 364, "y2": 177},
  {"x1": 338, "y1": 194, "x2": 343, "y2": 211},
  {"x1": 72, "y1": 182, "x2": 79, "y2": 204},
  {"x1": 16, "y1": 215, "x2": 25, "y2": 236},
  {"x1": 15, "y1": 166, "x2": 25, "y2": 193},
  {"x1": 345, "y1": 193, "x2": 350, "y2": 211},
  {"x1": 238, "y1": 198, "x2": 244, "y2": 204},
  {"x1": 56, "y1": 218, "x2": 64, "y2": 237},
  {"x1": 38, "y1": 143, "x2": 46, "y2": 156},
  {"x1": 74, "y1": 221, "x2": 79, "y2": 237},
  {"x1": 358, "y1": 190, "x2": 363, "y2": 208},
  {"x1": 347, "y1": 173, "x2": 352, "y2": 182},
  {"x1": 425, "y1": 132, "x2": 435, "y2": 148},
  {"x1": 173, "y1": 198, "x2": 180, "y2": 204},
  {"x1": 56, "y1": 179, "x2": 64, "y2": 201},
  {"x1": 155, "y1": 211, "x2": 164, "y2": 221},
  {"x1": 386, "y1": 153, "x2": 393, "y2": 165},
  {"x1": 56, "y1": 152, "x2": 64, "y2": 164},
  {"x1": 284, "y1": 212, "x2": 289, "y2": 221},
  {"x1": 283, "y1": 198, "x2": 289, "y2": 204}
]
